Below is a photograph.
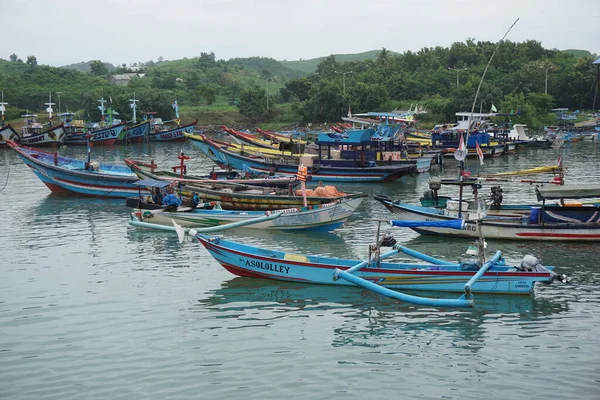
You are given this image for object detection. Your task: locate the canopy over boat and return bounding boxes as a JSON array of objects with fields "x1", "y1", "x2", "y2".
[
  {"x1": 133, "y1": 179, "x2": 171, "y2": 189},
  {"x1": 536, "y1": 184, "x2": 600, "y2": 200},
  {"x1": 391, "y1": 219, "x2": 465, "y2": 229}
]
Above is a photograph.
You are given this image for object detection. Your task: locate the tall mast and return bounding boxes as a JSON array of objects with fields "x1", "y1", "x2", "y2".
[
  {"x1": 45, "y1": 92, "x2": 55, "y2": 121},
  {"x1": 0, "y1": 90, "x2": 7, "y2": 127},
  {"x1": 129, "y1": 92, "x2": 139, "y2": 123},
  {"x1": 98, "y1": 97, "x2": 107, "y2": 121}
]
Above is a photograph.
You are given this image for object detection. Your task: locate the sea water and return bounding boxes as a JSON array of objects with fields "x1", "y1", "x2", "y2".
[{"x1": 0, "y1": 140, "x2": 599, "y2": 399}]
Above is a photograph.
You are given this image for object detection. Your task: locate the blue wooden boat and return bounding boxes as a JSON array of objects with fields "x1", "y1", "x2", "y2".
[
  {"x1": 191, "y1": 219, "x2": 565, "y2": 308},
  {"x1": 124, "y1": 120, "x2": 150, "y2": 143},
  {"x1": 64, "y1": 123, "x2": 125, "y2": 146},
  {"x1": 148, "y1": 120, "x2": 197, "y2": 142},
  {"x1": 7, "y1": 140, "x2": 148, "y2": 198},
  {"x1": 188, "y1": 134, "x2": 414, "y2": 183}
]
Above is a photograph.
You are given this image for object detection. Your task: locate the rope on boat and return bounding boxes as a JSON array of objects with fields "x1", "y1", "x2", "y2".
[{"x1": 0, "y1": 157, "x2": 10, "y2": 191}]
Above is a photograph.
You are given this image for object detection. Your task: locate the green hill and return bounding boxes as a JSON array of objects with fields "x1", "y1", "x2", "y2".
[
  {"x1": 561, "y1": 49, "x2": 594, "y2": 58},
  {"x1": 61, "y1": 61, "x2": 116, "y2": 72},
  {"x1": 280, "y1": 50, "x2": 400, "y2": 74}
]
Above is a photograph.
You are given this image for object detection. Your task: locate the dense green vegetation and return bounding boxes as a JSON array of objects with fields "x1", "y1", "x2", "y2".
[{"x1": 1, "y1": 41, "x2": 598, "y2": 131}]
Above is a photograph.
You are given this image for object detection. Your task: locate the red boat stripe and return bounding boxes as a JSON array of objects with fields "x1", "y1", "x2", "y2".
[
  {"x1": 200, "y1": 238, "x2": 550, "y2": 277},
  {"x1": 516, "y1": 232, "x2": 600, "y2": 238}
]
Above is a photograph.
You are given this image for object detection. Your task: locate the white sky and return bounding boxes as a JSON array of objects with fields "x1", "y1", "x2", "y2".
[{"x1": 2, "y1": 0, "x2": 599, "y2": 67}]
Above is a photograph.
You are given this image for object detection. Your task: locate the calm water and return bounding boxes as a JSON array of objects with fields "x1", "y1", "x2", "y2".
[{"x1": 1, "y1": 139, "x2": 599, "y2": 399}]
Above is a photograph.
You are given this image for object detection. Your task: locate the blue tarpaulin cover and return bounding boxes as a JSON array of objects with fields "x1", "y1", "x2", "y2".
[
  {"x1": 163, "y1": 194, "x2": 182, "y2": 207},
  {"x1": 391, "y1": 219, "x2": 465, "y2": 230}
]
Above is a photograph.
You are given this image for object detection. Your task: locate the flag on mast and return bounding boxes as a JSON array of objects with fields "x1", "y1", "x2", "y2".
[
  {"x1": 476, "y1": 141, "x2": 484, "y2": 166},
  {"x1": 491, "y1": 104, "x2": 498, "y2": 112},
  {"x1": 454, "y1": 132, "x2": 467, "y2": 161}
]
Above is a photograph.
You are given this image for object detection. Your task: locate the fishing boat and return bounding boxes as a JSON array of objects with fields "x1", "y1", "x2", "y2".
[
  {"x1": 191, "y1": 218, "x2": 567, "y2": 308},
  {"x1": 129, "y1": 194, "x2": 364, "y2": 232},
  {"x1": 222, "y1": 126, "x2": 285, "y2": 150},
  {"x1": 148, "y1": 120, "x2": 197, "y2": 142},
  {"x1": 188, "y1": 134, "x2": 415, "y2": 183},
  {"x1": 64, "y1": 123, "x2": 125, "y2": 146},
  {"x1": 375, "y1": 184, "x2": 600, "y2": 241},
  {"x1": 255, "y1": 127, "x2": 308, "y2": 146},
  {"x1": 124, "y1": 157, "x2": 301, "y2": 189},
  {"x1": 121, "y1": 96, "x2": 149, "y2": 143},
  {"x1": 7, "y1": 140, "x2": 148, "y2": 198},
  {"x1": 125, "y1": 157, "x2": 366, "y2": 210},
  {"x1": 18, "y1": 114, "x2": 65, "y2": 147},
  {"x1": 0, "y1": 124, "x2": 19, "y2": 147},
  {"x1": 124, "y1": 120, "x2": 151, "y2": 143},
  {"x1": 507, "y1": 124, "x2": 552, "y2": 147}
]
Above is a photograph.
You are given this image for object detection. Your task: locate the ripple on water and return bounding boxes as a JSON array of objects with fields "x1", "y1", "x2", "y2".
[{"x1": 1, "y1": 144, "x2": 600, "y2": 399}]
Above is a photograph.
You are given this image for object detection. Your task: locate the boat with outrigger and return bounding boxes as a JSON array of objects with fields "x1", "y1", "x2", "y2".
[
  {"x1": 179, "y1": 213, "x2": 568, "y2": 308},
  {"x1": 130, "y1": 167, "x2": 569, "y2": 308}
]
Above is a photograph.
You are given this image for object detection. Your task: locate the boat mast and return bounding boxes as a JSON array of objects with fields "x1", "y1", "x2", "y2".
[
  {"x1": 98, "y1": 97, "x2": 107, "y2": 122},
  {"x1": 45, "y1": 92, "x2": 55, "y2": 123},
  {"x1": 172, "y1": 100, "x2": 180, "y2": 125},
  {"x1": 459, "y1": 18, "x2": 520, "y2": 217},
  {"x1": 0, "y1": 90, "x2": 7, "y2": 127},
  {"x1": 129, "y1": 93, "x2": 138, "y2": 124}
]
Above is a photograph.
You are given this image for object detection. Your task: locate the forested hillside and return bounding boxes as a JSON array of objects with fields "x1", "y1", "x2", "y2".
[{"x1": 0, "y1": 42, "x2": 597, "y2": 130}]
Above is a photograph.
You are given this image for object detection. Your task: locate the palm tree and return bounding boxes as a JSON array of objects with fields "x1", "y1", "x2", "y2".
[{"x1": 377, "y1": 47, "x2": 390, "y2": 65}]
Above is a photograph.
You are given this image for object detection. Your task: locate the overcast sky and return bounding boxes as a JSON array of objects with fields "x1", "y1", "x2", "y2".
[{"x1": 2, "y1": 0, "x2": 599, "y2": 67}]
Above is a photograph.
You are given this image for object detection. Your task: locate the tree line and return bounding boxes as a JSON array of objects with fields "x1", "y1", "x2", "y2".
[{"x1": 1, "y1": 40, "x2": 597, "y2": 130}]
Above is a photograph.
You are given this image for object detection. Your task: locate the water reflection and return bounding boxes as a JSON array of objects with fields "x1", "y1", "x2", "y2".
[{"x1": 194, "y1": 277, "x2": 569, "y2": 350}]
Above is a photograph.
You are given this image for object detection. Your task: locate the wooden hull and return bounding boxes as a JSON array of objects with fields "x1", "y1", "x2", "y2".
[
  {"x1": 65, "y1": 124, "x2": 125, "y2": 146},
  {"x1": 189, "y1": 135, "x2": 413, "y2": 183},
  {"x1": 197, "y1": 235, "x2": 556, "y2": 295},
  {"x1": 125, "y1": 120, "x2": 150, "y2": 143},
  {"x1": 377, "y1": 199, "x2": 600, "y2": 241},
  {"x1": 148, "y1": 121, "x2": 196, "y2": 142},
  {"x1": 223, "y1": 126, "x2": 280, "y2": 149},
  {"x1": 442, "y1": 144, "x2": 505, "y2": 158},
  {"x1": 18, "y1": 124, "x2": 65, "y2": 147},
  {"x1": 7, "y1": 140, "x2": 147, "y2": 198},
  {"x1": 132, "y1": 196, "x2": 364, "y2": 231},
  {"x1": 0, "y1": 125, "x2": 19, "y2": 147},
  {"x1": 124, "y1": 158, "x2": 366, "y2": 211},
  {"x1": 124, "y1": 159, "x2": 300, "y2": 189}
]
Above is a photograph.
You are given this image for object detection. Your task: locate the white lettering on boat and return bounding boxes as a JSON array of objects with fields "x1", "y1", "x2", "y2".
[
  {"x1": 25, "y1": 135, "x2": 46, "y2": 143},
  {"x1": 94, "y1": 129, "x2": 117, "y2": 140}
]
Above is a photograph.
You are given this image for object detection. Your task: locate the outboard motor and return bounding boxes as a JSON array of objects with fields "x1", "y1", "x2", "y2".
[
  {"x1": 518, "y1": 255, "x2": 570, "y2": 284},
  {"x1": 490, "y1": 186, "x2": 503, "y2": 209},
  {"x1": 380, "y1": 234, "x2": 397, "y2": 247}
]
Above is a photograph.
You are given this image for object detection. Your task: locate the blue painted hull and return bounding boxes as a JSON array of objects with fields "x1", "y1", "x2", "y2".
[
  {"x1": 149, "y1": 121, "x2": 196, "y2": 142},
  {"x1": 8, "y1": 141, "x2": 147, "y2": 198},
  {"x1": 196, "y1": 235, "x2": 556, "y2": 295},
  {"x1": 64, "y1": 124, "x2": 125, "y2": 146},
  {"x1": 188, "y1": 135, "x2": 413, "y2": 183},
  {"x1": 125, "y1": 121, "x2": 150, "y2": 143}
]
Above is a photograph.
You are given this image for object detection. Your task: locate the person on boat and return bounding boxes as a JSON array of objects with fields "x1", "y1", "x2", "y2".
[
  {"x1": 152, "y1": 187, "x2": 164, "y2": 205},
  {"x1": 192, "y1": 192, "x2": 200, "y2": 208}
]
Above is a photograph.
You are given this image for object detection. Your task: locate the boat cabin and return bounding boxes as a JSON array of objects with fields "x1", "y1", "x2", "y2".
[{"x1": 20, "y1": 114, "x2": 45, "y2": 136}]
